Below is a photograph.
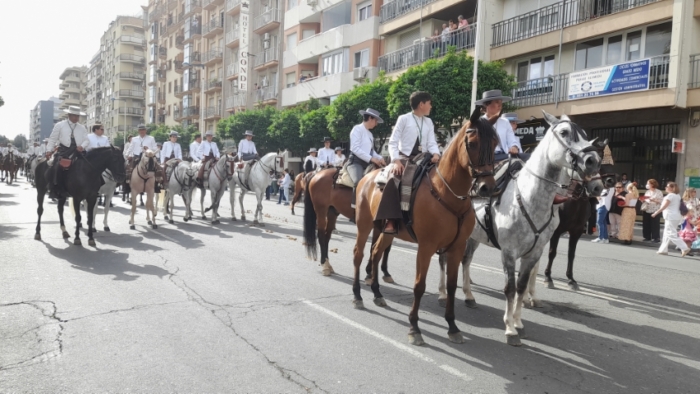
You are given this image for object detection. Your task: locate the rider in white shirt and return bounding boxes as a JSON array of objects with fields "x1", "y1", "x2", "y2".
[
  {"x1": 237, "y1": 130, "x2": 259, "y2": 184},
  {"x1": 87, "y1": 124, "x2": 110, "y2": 151},
  {"x1": 197, "y1": 130, "x2": 220, "y2": 182},
  {"x1": 46, "y1": 106, "x2": 89, "y2": 198},
  {"x1": 334, "y1": 147, "x2": 346, "y2": 167},
  {"x1": 348, "y1": 108, "x2": 386, "y2": 209},
  {"x1": 129, "y1": 124, "x2": 157, "y2": 159},
  {"x1": 160, "y1": 131, "x2": 183, "y2": 164},
  {"x1": 189, "y1": 134, "x2": 202, "y2": 162},
  {"x1": 317, "y1": 137, "x2": 335, "y2": 168},
  {"x1": 304, "y1": 148, "x2": 318, "y2": 174}
]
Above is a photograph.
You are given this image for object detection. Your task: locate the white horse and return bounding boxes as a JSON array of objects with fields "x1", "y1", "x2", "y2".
[
  {"x1": 89, "y1": 170, "x2": 118, "y2": 232},
  {"x1": 129, "y1": 149, "x2": 159, "y2": 230},
  {"x1": 196, "y1": 154, "x2": 236, "y2": 224},
  {"x1": 437, "y1": 112, "x2": 601, "y2": 347},
  {"x1": 228, "y1": 152, "x2": 277, "y2": 226},
  {"x1": 161, "y1": 160, "x2": 196, "y2": 224}
]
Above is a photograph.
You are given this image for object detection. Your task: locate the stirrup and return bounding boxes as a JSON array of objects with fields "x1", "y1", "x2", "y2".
[{"x1": 382, "y1": 220, "x2": 398, "y2": 235}]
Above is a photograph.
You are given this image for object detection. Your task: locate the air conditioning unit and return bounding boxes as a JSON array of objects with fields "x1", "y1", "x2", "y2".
[{"x1": 353, "y1": 67, "x2": 368, "y2": 81}]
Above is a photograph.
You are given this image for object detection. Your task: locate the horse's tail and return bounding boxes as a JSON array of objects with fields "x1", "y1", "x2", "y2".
[
  {"x1": 69, "y1": 198, "x2": 77, "y2": 219},
  {"x1": 158, "y1": 189, "x2": 166, "y2": 210},
  {"x1": 303, "y1": 177, "x2": 318, "y2": 260}
]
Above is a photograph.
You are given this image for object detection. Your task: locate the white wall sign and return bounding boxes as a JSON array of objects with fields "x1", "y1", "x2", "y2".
[{"x1": 238, "y1": 0, "x2": 250, "y2": 92}]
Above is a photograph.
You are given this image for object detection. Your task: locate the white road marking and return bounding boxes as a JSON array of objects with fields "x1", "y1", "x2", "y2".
[{"x1": 303, "y1": 299, "x2": 473, "y2": 382}]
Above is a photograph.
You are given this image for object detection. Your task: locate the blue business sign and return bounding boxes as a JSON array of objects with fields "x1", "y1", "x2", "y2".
[{"x1": 567, "y1": 59, "x2": 650, "y2": 100}]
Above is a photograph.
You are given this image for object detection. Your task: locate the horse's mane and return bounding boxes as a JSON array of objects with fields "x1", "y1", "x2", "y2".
[{"x1": 85, "y1": 146, "x2": 115, "y2": 159}]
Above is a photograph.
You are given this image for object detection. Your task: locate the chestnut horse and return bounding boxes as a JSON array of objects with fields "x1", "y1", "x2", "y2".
[
  {"x1": 352, "y1": 107, "x2": 499, "y2": 346},
  {"x1": 290, "y1": 172, "x2": 305, "y2": 215}
]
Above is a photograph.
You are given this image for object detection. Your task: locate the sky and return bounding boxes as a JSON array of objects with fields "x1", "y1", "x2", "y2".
[{"x1": 0, "y1": 0, "x2": 147, "y2": 141}]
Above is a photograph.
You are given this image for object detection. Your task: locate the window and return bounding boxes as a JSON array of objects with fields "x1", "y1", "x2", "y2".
[
  {"x1": 606, "y1": 35, "x2": 623, "y2": 65},
  {"x1": 354, "y1": 49, "x2": 369, "y2": 69},
  {"x1": 168, "y1": 82, "x2": 172, "y2": 93},
  {"x1": 322, "y1": 50, "x2": 347, "y2": 76},
  {"x1": 286, "y1": 72, "x2": 296, "y2": 88},
  {"x1": 358, "y1": 1, "x2": 372, "y2": 21},
  {"x1": 288, "y1": 0, "x2": 298, "y2": 10},
  {"x1": 575, "y1": 38, "x2": 604, "y2": 71},
  {"x1": 516, "y1": 55, "x2": 554, "y2": 81},
  {"x1": 626, "y1": 30, "x2": 641, "y2": 61},
  {"x1": 644, "y1": 22, "x2": 672, "y2": 57},
  {"x1": 286, "y1": 32, "x2": 297, "y2": 51}
]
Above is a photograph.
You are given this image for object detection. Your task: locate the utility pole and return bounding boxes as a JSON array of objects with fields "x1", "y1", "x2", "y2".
[{"x1": 470, "y1": 0, "x2": 484, "y2": 114}]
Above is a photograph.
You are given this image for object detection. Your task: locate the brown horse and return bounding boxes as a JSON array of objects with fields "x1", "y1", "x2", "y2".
[
  {"x1": 352, "y1": 107, "x2": 499, "y2": 346},
  {"x1": 290, "y1": 172, "x2": 306, "y2": 215},
  {"x1": 2, "y1": 152, "x2": 17, "y2": 184}
]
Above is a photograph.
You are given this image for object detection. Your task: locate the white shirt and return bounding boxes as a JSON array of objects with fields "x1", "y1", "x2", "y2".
[
  {"x1": 304, "y1": 155, "x2": 318, "y2": 172},
  {"x1": 130, "y1": 135, "x2": 157, "y2": 157},
  {"x1": 596, "y1": 188, "x2": 614, "y2": 211},
  {"x1": 491, "y1": 116, "x2": 522, "y2": 154},
  {"x1": 281, "y1": 173, "x2": 291, "y2": 187},
  {"x1": 47, "y1": 119, "x2": 89, "y2": 152},
  {"x1": 388, "y1": 112, "x2": 440, "y2": 161},
  {"x1": 663, "y1": 193, "x2": 683, "y2": 221},
  {"x1": 350, "y1": 123, "x2": 382, "y2": 163},
  {"x1": 317, "y1": 147, "x2": 335, "y2": 166},
  {"x1": 334, "y1": 154, "x2": 346, "y2": 167},
  {"x1": 35, "y1": 145, "x2": 46, "y2": 156},
  {"x1": 189, "y1": 141, "x2": 202, "y2": 161},
  {"x1": 199, "y1": 140, "x2": 220, "y2": 159},
  {"x1": 237, "y1": 139, "x2": 257, "y2": 160},
  {"x1": 27, "y1": 146, "x2": 37, "y2": 155},
  {"x1": 161, "y1": 141, "x2": 183, "y2": 164},
  {"x1": 123, "y1": 142, "x2": 131, "y2": 159},
  {"x1": 87, "y1": 133, "x2": 110, "y2": 151}
]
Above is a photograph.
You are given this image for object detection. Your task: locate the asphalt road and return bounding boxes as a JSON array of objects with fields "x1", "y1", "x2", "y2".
[{"x1": 2, "y1": 177, "x2": 700, "y2": 393}]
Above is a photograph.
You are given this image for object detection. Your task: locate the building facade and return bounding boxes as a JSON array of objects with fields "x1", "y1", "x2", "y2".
[
  {"x1": 281, "y1": 0, "x2": 382, "y2": 108},
  {"x1": 29, "y1": 97, "x2": 62, "y2": 143},
  {"x1": 145, "y1": 0, "x2": 286, "y2": 135},
  {"x1": 85, "y1": 15, "x2": 147, "y2": 141},
  {"x1": 58, "y1": 66, "x2": 88, "y2": 122}
]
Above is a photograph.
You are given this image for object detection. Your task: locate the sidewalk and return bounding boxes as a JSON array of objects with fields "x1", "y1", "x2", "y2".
[{"x1": 577, "y1": 223, "x2": 659, "y2": 248}]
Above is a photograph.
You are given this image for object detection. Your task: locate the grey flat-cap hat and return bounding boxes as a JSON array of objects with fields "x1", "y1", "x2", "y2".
[
  {"x1": 322, "y1": 137, "x2": 332, "y2": 142},
  {"x1": 334, "y1": 146, "x2": 343, "y2": 151},
  {"x1": 502, "y1": 112, "x2": 525, "y2": 124},
  {"x1": 475, "y1": 90, "x2": 512, "y2": 105},
  {"x1": 244, "y1": 130, "x2": 254, "y2": 136},
  {"x1": 63, "y1": 105, "x2": 86, "y2": 116},
  {"x1": 137, "y1": 124, "x2": 147, "y2": 130},
  {"x1": 359, "y1": 108, "x2": 384, "y2": 124},
  {"x1": 169, "y1": 130, "x2": 179, "y2": 137},
  {"x1": 308, "y1": 148, "x2": 317, "y2": 153},
  {"x1": 205, "y1": 130, "x2": 215, "y2": 136}
]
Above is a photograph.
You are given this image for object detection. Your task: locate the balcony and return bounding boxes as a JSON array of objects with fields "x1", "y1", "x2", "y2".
[
  {"x1": 174, "y1": 60, "x2": 185, "y2": 73},
  {"x1": 168, "y1": 0, "x2": 178, "y2": 11},
  {"x1": 176, "y1": 35, "x2": 185, "y2": 49},
  {"x1": 183, "y1": 0, "x2": 202, "y2": 17},
  {"x1": 64, "y1": 85, "x2": 82, "y2": 94},
  {"x1": 184, "y1": 25, "x2": 202, "y2": 43},
  {"x1": 158, "y1": 46, "x2": 167, "y2": 59},
  {"x1": 116, "y1": 89, "x2": 146, "y2": 99},
  {"x1": 253, "y1": 8, "x2": 281, "y2": 34},
  {"x1": 225, "y1": 94, "x2": 246, "y2": 111},
  {"x1": 174, "y1": 85, "x2": 185, "y2": 98},
  {"x1": 226, "y1": 63, "x2": 239, "y2": 80},
  {"x1": 253, "y1": 46, "x2": 279, "y2": 71},
  {"x1": 174, "y1": 108, "x2": 182, "y2": 121},
  {"x1": 492, "y1": 0, "x2": 663, "y2": 48},
  {"x1": 253, "y1": 86, "x2": 278, "y2": 105},
  {"x1": 158, "y1": 69, "x2": 167, "y2": 81},
  {"x1": 183, "y1": 106, "x2": 200, "y2": 119},
  {"x1": 203, "y1": 18, "x2": 224, "y2": 38},
  {"x1": 158, "y1": 114, "x2": 166, "y2": 123},
  {"x1": 225, "y1": 29, "x2": 239, "y2": 48},
  {"x1": 226, "y1": 0, "x2": 241, "y2": 15},
  {"x1": 184, "y1": 52, "x2": 201, "y2": 65},
  {"x1": 118, "y1": 72, "x2": 146, "y2": 82},
  {"x1": 379, "y1": 27, "x2": 475, "y2": 74},
  {"x1": 294, "y1": 18, "x2": 378, "y2": 65},
  {"x1": 380, "y1": 0, "x2": 437, "y2": 24},
  {"x1": 182, "y1": 80, "x2": 201, "y2": 94},
  {"x1": 120, "y1": 35, "x2": 145, "y2": 47},
  {"x1": 690, "y1": 54, "x2": 700, "y2": 89},
  {"x1": 205, "y1": 79, "x2": 223, "y2": 93},
  {"x1": 157, "y1": 92, "x2": 166, "y2": 104},
  {"x1": 204, "y1": 106, "x2": 221, "y2": 120},
  {"x1": 117, "y1": 107, "x2": 145, "y2": 116},
  {"x1": 202, "y1": 49, "x2": 223, "y2": 66},
  {"x1": 203, "y1": 0, "x2": 223, "y2": 11},
  {"x1": 118, "y1": 54, "x2": 146, "y2": 64},
  {"x1": 282, "y1": 70, "x2": 376, "y2": 107}
]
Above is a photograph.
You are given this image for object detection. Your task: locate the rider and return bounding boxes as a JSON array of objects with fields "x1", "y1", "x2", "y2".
[
  {"x1": 304, "y1": 148, "x2": 318, "y2": 175},
  {"x1": 123, "y1": 135, "x2": 133, "y2": 159},
  {"x1": 87, "y1": 124, "x2": 110, "y2": 151},
  {"x1": 379, "y1": 91, "x2": 441, "y2": 234},
  {"x1": 475, "y1": 90, "x2": 530, "y2": 162},
  {"x1": 128, "y1": 124, "x2": 158, "y2": 188},
  {"x1": 35, "y1": 139, "x2": 47, "y2": 157},
  {"x1": 317, "y1": 137, "x2": 335, "y2": 168},
  {"x1": 334, "y1": 147, "x2": 346, "y2": 168},
  {"x1": 237, "y1": 130, "x2": 259, "y2": 183},
  {"x1": 189, "y1": 134, "x2": 202, "y2": 162},
  {"x1": 45, "y1": 105, "x2": 90, "y2": 198},
  {"x1": 27, "y1": 141, "x2": 38, "y2": 158},
  {"x1": 197, "y1": 130, "x2": 220, "y2": 183},
  {"x1": 161, "y1": 131, "x2": 183, "y2": 184},
  {"x1": 348, "y1": 108, "x2": 386, "y2": 209}
]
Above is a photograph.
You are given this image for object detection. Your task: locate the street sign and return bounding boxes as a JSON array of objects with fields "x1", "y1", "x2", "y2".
[
  {"x1": 568, "y1": 59, "x2": 650, "y2": 100},
  {"x1": 689, "y1": 177, "x2": 700, "y2": 188}
]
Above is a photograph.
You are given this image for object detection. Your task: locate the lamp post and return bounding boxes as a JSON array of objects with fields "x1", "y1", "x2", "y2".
[
  {"x1": 183, "y1": 62, "x2": 207, "y2": 138},
  {"x1": 111, "y1": 97, "x2": 128, "y2": 145}
]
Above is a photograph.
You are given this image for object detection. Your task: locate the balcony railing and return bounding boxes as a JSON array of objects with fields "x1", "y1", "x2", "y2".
[
  {"x1": 205, "y1": 106, "x2": 221, "y2": 118},
  {"x1": 183, "y1": 80, "x2": 201, "y2": 93},
  {"x1": 226, "y1": 63, "x2": 239, "y2": 78},
  {"x1": 380, "y1": 0, "x2": 437, "y2": 24},
  {"x1": 174, "y1": 61, "x2": 184, "y2": 73},
  {"x1": 117, "y1": 107, "x2": 145, "y2": 116},
  {"x1": 254, "y1": 46, "x2": 280, "y2": 67},
  {"x1": 253, "y1": 8, "x2": 282, "y2": 31},
  {"x1": 378, "y1": 27, "x2": 476, "y2": 73},
  {"x1": 511, "y1": 54, "x2": 670, "y2": 108},
  {"x1": 492, "y1": 0, "x2": 662, "y2": 48},
  {"x1": 203, "y1": 18, "x2": 224, "y2": 36},
  {"x1": 184, "y1": 52, "x2": 201, "y2": 64},
  {"x1": 226, "y1": 0, "x2": 241, "y2": 13},
  {"x1": 690, "y1": 54, "x2": 700, "y2": 89},
  {"x1": 116, "y1": 89, "x2": 146, "y2": 99},
  {"x1": 202, "y1": 49, "x2": 223, "y2": 64},
  {"x1": 118, "y1": 72, "x2": 145, "y2": 81},
  {"x1": 176, "y1": 35, "x2": 185, "y2": 49},
  {"x1": 206, "y1": 79, "x2": 223, "y2": 91},
  {"x1": 183, "y1": 106, "x2": 200, "y2": 118},
  {"x1": 158, "y1": 46, "x2": 167, "y2": 58},
  {"x1": 120, "y1": 35, "x2": 145, "y2": 46},
  {"x1": 226, "y1": 94, "x2": 246, "y2": 109},
  {"x1": 117, "y1": 54, "x2": 146, "y2": 63},
  {"x1": 253, "y1": 86, "x2": 278, "y2": 102},
  {"x1": 226, "y1": 29, "x2": 239, "y2": 45}
]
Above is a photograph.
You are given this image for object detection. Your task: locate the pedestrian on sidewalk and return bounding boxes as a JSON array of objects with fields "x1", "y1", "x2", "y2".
[
  {"x1": 682, "y1": 187, "x2": 700, "y2": 223},
  {"x1": 279, "y1": 169, "x2": 291, "y2": 206},
  {"x1": 679, "y1": 209, "x2": 697, "y2": 253},
  {"x1": 618, "y1": 182, "x2": 639, "y2": 245},
  {"x1": 592, "y1": 186, "x2": 614, "y2": 243},
  {"x1": 652, "y1": 182, "x2": 691, "y2": 257},
  {"x1": 642, "y1": 179, "x2": 663, "y2": 242},
  {"x1": 609, "y1": 182, "x2": 627, "y2": 238}
]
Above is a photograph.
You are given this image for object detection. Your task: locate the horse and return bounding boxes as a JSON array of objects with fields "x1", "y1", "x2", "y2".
[
  {"x1": 290, "y1": 172, "x2": 306, "y2": 215},
  {"x1": 161, "y1": 161, "x2": 196, "y2": 224},
  {"x1": 347, "y1": 107, "x2": 499, "y2": 346},
  {"x1": 228, "y1": 152, "x2": 277, "y2": 225},
  {"x1": 437, "y1": 112, "x2": 601, "y2": 346},
  {"x1": 87, "y1": 170, "x2": 119, "y2": 233},
  {"x1": 197, "y1": 154, "x2": 236, "y2": 224},
  {"x1": 34, "y1": 146, "x2": 126, "y2": 246},
  {"x1": 2, "y1": 151, "x2": 17, "y2": 184},
  {"x1": 129, "y1": 149, "x2": 159, "y2": 230}
]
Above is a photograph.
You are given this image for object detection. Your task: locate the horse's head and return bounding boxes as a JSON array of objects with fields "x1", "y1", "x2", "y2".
[
  {"x1": 107, "y1": 146, "x2": 127, "y2": 183},
  {"x1": 224, "y1": 154, "x2": 237, "y2": 181},
  {"x1": 142, "y1": 149, "x2": 158, "y2": 172},
  {"x1": 542, "y1": 111, "x2": 601, "y2": 178},
  {"x1": 454, "y1": 106, "x2": 499, "y2": 197}
]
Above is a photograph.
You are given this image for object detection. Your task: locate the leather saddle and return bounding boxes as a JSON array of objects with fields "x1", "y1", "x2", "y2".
[
  {"x1": 335, "y1": 162, "x2": 378, "y2": 189},
  {"x1": 474, "y1": 158, "x2": 525, "y2": 200}
]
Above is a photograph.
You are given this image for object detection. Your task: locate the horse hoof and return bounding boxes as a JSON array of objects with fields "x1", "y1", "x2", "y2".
[
  {"x1": 568, "y1": 282, "x2": 580, "y2": 291},
  {"x1": 202, "y1": 216, "x2": 207, "y2": 220},
  {"x1": 152, "y1": 224, "x2": 158, "y2": 229},
  {"x1": 531, "y1": 299, "x2": 544, "y2": 309},
  {"x1": 130, "y1": 225, "x2": 136, "y2": 230},
  {"x1": 465, "y1": 299, "x2": 477, "y2": 309},
  {"x1": 104, "y1": 227, "x2": 110, "y2": 232},
  {"x1": 231, "y1": 217, "x2": 237, "y2": 221},
  {"x1": 382, "y1": 275, "x2": 394, "y2": 284},
  {"x1": 516, "y1": 328, "x2": 527, "y2": 339},
  {"x1": 373, "y1": 297, "x2": 387, "y2": 307},
  {"x1": 148, "y1": 220, "x2": 152, "y2": 225},
  {"x1": 140, "y1": 202, "x2": 144, "y2": 206},
  {"x1": 438, "y1": 298, "x2": 447, "y2": 308},
  {"x1": 253, "y1": 220, "x2": 259, "y2": 225},
  {"x1": 169, "y1": 220, "x2": 174, "y2": 224},
  {"x1": 408, "y1": 333, "x2": 425, "y2": 346},
  {"x1": 364, "y1": 276, "x2": 373, "y2": 286},
  {"x1": 213, "y1": 220, "x2": 220, "y2": 225},
  {"x1": 183, "y1": 217, "x2": 189, "y2": 222},
  {"x1": 322, "y1": 267, "x2": 332, "y2": 276},
  {"x1": 545, "y1": 280, "x2": 555, "y2": 289},
  {"x1": 62, "y1": 232, "x2": 70, "y2": 239},
  {"x1": 88, "y1": 239, "x2": 96, "y2": 247},
  {"x1": 448, "y1": 332, "x2": 465, "y2": 344},
  {"x1": 506, "y1": 335, "x2": 522, "y2": 347},
  {"x1": 34, "y1": 233, "x2": 41, "y2": 241},
  {"x1": 73, "y1": 239, "x2": 82, "y2": 246},
  {"x1": 353, "y1": 300, "x2": 365, "y2": 310}
]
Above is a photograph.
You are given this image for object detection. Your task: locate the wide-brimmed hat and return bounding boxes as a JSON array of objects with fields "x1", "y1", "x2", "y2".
[
  {"x1": 322, "y1": 137, "x2": 332, "y2": 143},
  {"x1": 308, "y1": 148, "x2": 317, "y2": 153},
  {"x1": 359, "y1": 108, "x2": 384, "y2": 124},
  {"x1": 137, "y1": 124, "x2": 147, "y2": 130},
  {"x1": 63, "y1": 105, "x2": 86, "y2": 116},
  {"x1": 243, "y1": 130, "x2": 254, "y2": 136},
  {"x1": 205, "y1": 130, "x2": 214, "y2": 136},
  {"x1": 502, "y1": 112, "x2": 525, "y2": 124},
  {"x1": 475, "y1": 90, "x2": 512, "y2": 105},
  {"x1": 334, "y1": 146, "x2": 343, "y2": 152},
  {"x1": 169, "y1": 130, "x2": 179, "y2": 137}
]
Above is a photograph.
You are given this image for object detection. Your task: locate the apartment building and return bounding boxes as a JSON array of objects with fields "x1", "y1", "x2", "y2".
[
  {"x1": 281, "y1": 0, "x2": 382, "y2": 108},
  {"x1": 85, "y1": 15, "x2": 147, "y2": 141},
  {"x1": 58, "y1": 67, "x2": 88, "y2": 122},
  {"x1": 145, "y1": 0, "x2": 286, "y2": 135},
  {"x1": 29, "y1": 97, "x2": 62, "y2": 143}
]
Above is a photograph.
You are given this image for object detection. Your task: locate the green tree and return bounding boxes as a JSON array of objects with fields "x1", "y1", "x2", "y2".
[
  {"x1": 218, "y1": 106, "x2": 278, "y2": 154},
  {"x1": 300, "y1": 105, "x2": 332, "y2": 152},
  {"x1": 267, "y1": 99, "x2": 325, "y2": 157},
  {"x1": 13, "y1": 134, "x2": 28, "y2": 150},
  {"x1": 387, "y1": 49, "x2": 515, "y2": 139},
  {"x1": 327, "y1": 75, "x2": 394, "y2": 149},
  {"x1": 0, "y1": 135, "x2": 9, "y2": 145}
]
